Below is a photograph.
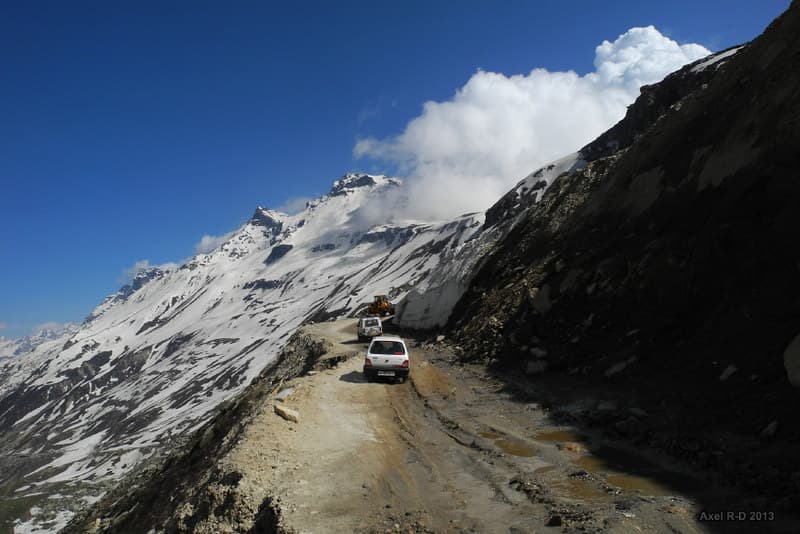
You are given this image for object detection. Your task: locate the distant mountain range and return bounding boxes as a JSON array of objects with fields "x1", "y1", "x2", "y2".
[{"x1": 0, "y1": 323, "x2": 78, "y2": 359}]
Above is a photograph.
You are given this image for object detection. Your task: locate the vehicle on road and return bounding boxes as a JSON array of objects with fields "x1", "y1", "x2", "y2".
[
  {"x1": 357, "y1": 316, "x2": 383, "y2": 341},
  {"x1": 363, "y1": 336, "x2": 409, "y2": 383},
  {"x1": 367, "y1": 294, "x2": 394, "y2": 316}
]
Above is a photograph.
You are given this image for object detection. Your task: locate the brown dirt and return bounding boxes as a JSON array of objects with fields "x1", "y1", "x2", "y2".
[{"x1": 200, "y1": 319, "x2": 773, "y2": 533}]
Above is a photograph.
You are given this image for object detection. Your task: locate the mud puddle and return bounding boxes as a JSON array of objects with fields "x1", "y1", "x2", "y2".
[
  {"x1": 534, "y1": 429, "x2": 585, "y2": 442},
  {"x1": 572, "y1": 445, "x2": 701, "y2": 496},
  {"x1": 549, "y1": 477, "x2": 615, "y2": 503},
  {"x1": 479, "y1": 431, "x2": 537, "y2": 457}
]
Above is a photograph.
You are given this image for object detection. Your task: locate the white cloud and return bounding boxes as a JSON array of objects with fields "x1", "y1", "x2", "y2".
[
  {"x1": 275, "y1": 196, "x2": 314, "y2": 215},
  {"x1": 119, "y1": 259, "x2": 178, "y2": 284},
  {"x1": 120, "y1": 259, "x2": 153, "y2": 283},
  {"x1": 194, "y1": 232, "x2": 235, "y2": 254},
  {"x1": 354, "y1": 26, "x2": 710, "y2": 220}
]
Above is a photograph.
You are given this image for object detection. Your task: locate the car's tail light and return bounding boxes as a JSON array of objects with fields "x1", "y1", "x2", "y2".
[
  {"x1": 364, "y1": 358, "x2": 372, "y2": 367},
  {"x1": 401, "y1": 360, "x2": 409, "y2": 368}
]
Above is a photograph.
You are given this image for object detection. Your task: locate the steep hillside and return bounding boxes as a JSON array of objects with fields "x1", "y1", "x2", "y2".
[
  {"x1": 0, "y1": 174, "x2": 487, "y2": 531},
  {"x1": 396, "y1": 41, "x2": 744, "y2": 331},
  {"x1": 448, "y1": 0, "x2": 800, "y2": 513}
]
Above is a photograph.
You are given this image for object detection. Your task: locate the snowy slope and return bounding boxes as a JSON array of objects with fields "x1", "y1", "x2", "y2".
[
  {"x1": 0, "y1": 173, "x2": 485, "y2": 528},
  {"x1": 396, "y1": 154, "x2": 584, "y2": 329},
  {"x1": 0, "y1": 324, "x2": 78, "y2": 360}
]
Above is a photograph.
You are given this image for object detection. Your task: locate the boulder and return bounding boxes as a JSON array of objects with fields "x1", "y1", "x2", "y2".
[
  {"x1": 605, "y1": 361, "x2": 628, "y2": 378},
  {"x1": 719, "y1": 364, "x2": 738, "y2": 381},
  {"x1": 527, "y1": 284, "x2": 551, "y2": 314},
  {"x1": 761, "y1": 420, "x2": 779, "y2": 439},
  {"x1": 525, "y1": 360, "x2": 548, "y2": 375},
  {"x1": 274, "y1": 404, "x2": 300, "y2": 423},
  {"x1": 529, "y1": 347, "x2": 548, "y2": 358},
  {"x1": 783, "y1": 334, "x2": 800, "y2": 387}
]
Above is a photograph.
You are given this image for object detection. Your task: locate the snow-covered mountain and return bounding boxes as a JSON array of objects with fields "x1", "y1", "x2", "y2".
[
  {"x1": 0, "y1": 324, "x2": 79, "y2": 360},
  {"x1": 0, "y1": 173, "x2": 492, "y2": 529},
  {"x1": 0, "y1": 43, "x2": 749, "y2": 532}
]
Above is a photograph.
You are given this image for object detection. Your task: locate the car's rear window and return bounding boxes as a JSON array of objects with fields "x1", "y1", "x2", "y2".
[
  {"x1": 364, "y1": 319, "x2": 379, "y2": 327},
  {"x1": 370, "y1": 340, "x2": 406, "y2": 355}
]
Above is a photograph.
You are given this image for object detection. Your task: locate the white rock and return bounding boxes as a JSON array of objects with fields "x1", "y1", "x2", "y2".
[
  {"x1": 274, "y1": 404, "x2": 300, "y2": 423},
  {"x1": 783, "y1": 334, "x2": 800, "y2": 387},
  {"x1": 719, "y1": 364, "x2": 738, "y2": 381},
  {"x1": 525, "y1": 360, "x2": 548, "y2": 375},
  {"x1": 275, "y1": 387, "x2": 295, "y2": 400}
]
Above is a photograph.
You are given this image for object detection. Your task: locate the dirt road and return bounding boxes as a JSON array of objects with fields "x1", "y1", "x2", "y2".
[{"x1": 214, "y1": 318, "x2": 737, "y2": 533}]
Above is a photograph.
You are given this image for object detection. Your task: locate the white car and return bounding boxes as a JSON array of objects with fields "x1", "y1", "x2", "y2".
[
  {"x1": 363, "y1": 336, "x2": 409, "y2": 383},
  {"x1": 357, "y1": 316, "x2": 383, "y2": 341}
]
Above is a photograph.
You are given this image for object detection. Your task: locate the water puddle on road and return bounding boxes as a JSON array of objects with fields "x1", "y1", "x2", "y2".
[
  {"x1": 548, "y1": 477, "x2": 614, "y2": 503},
  {"x1": 572, "y1": 446, "x2": 700, "y2": 497},
  {"x1": 495, "y1": 439, "x2": 537, "y2": 457},
  {"x1": 479, "y1": 431, "x2": 538, "y2": 457},
  {"x1": 534, "y1": 430, "x2": 584, "y2": 442}
]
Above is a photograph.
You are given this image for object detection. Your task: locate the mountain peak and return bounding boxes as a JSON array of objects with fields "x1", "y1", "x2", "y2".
[
  {"x1": 250, "y1": 206, "x2": 286, "y2": 231},
  {"x1": 329, "y1": 173, "x2": 395, "y2": 196}
]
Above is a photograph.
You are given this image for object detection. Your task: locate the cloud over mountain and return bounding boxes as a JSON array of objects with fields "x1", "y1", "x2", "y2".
[{"x1": 354, "y1": 26, "x2": 710, "y2": 220}]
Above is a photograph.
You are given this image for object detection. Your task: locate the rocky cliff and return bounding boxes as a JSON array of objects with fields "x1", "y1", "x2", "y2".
[{"x1": 449, "y1": 1, "x2": 800, "y2": 512}]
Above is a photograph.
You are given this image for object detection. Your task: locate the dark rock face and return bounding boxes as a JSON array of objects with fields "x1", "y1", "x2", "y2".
[
  {"x1": 243, "y1": 279, "x2": 282, "y2": 291},
  {"x1": 250, "y1": 207, "x2": 284, "y2": 234},
  {"x1": 310, "y1": 243, "x2": 337, "y2": 252},
  {"x1": 329, "y1": 173, "x2": 376, "y2": 196},
  {"x1": 264, "y1": 244, "x2": 293, "y2": 264},
  {"x1": 450, "y1": 2, "x2": 800, "y2": 512},
  {"x1": 579, "y1": 45, "x2": 745, "y2": 163},
  {"x1": 356, "y1": 226, "x2": 416, "y2": 247},
  {"x1": 483, "y1": 45, "x2": 742, "y2": 232},
  {"x1": 110, "y1": 268, "x2": 169, "y2": 306}
]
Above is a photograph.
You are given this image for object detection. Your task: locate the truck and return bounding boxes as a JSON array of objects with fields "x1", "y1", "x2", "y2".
[{"x1": 367, "y1": 295, "x2": 394, "y2": 316}]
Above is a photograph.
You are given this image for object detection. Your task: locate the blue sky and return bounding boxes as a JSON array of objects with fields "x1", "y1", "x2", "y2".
[{"x1": 0, "y1": 0, "x2": 790, "y2": 338}]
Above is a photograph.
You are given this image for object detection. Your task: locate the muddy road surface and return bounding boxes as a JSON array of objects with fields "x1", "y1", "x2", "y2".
[{"x1": 218, "y1": 319, "x2": 787, "y2": 533}]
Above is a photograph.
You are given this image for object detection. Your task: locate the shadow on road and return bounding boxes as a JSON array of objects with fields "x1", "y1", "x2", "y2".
[
  {"x1": 480, "y1": 359, "x2": 800, "y2": 534},
  {"x1": 339, "y1": 370, "x2": 405, "y2": 385},
  {"x1": 339, "y1": 371, "x2": 367, "y2": 384},
  {"x1": 340, "y1": 339, "x2": 366, "y2": 346}
]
